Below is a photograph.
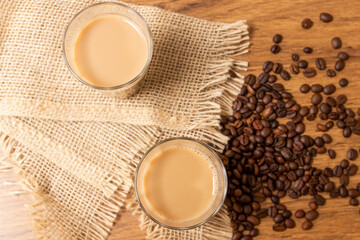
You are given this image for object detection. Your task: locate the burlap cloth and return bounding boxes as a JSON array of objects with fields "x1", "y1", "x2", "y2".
[{"x1": 0, "y1": 0, "x2": 249, "y2": 239}]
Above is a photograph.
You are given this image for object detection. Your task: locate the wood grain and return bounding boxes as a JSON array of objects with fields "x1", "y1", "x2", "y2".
[{"x1": 1, "y1": 0, "x2": 359, "y2": 239}]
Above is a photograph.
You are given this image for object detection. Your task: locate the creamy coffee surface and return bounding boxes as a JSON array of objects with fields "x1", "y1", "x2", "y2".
[
  {"x1": 143, "y1": 147, "x2": 215, "y2": 222},
  {"x1": 74, "y1": 15, "x2": 148, "y2": 87}
]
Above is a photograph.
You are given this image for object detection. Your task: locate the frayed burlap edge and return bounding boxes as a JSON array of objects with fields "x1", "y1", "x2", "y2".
[
  {"x1": 0, "y1": 20, "x2": 248, "y2": 131},
  {"x1": 0, "y1": 123, "x2": 232, "y2": 240}
]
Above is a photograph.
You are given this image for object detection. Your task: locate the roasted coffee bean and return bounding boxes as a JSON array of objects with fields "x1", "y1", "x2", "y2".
[
  {"x1": 335, "y1": 59, "x2": 345, "y2": 71},
  {"x1": 348, "y1": 189, "x2": 360, "y2": 198},
  {"x1": 322, "y1": 134, "x2": 332, "y2": 143},
  {"x1": 249, "y1": 228, "x2": 259, "y2": 237},
  {"x1": 268, "y1": 75, "x2": 277, "y2": 83},
  {"x1": 336, "y1": 95, "x2": 347, "y2": 105},
  {"x1": 315, "y1": 58, "x2": 326, "y2": 70},
  {"x1": 340, "y1": 175, "x2": 349, "y2": 186},
  {"x1": 331, "y1": 37, "x2": 342, "y2": 49},
  {"x1": 347, "y1": 164, "x2": 358, "y2": 176},
  {"x1": 347, "y1": 148, "x2": 358, "y2": 160},
  {"x1": 302, "y1": 221, "x2": 313, "y2": 230},
  {"x1": 245, "y1": 74, "x2": 256, "y2": 85},
  {"x1": 303, "y1": 68, "x2": 317, "y2": 78},
  {"x1": 326, "y1": 69, "x2": 336, "y2": 77},
  {"x1": 303, "y1": 47, "x2": 313, "y2": 54},
  {"x1": 263, "y1": 61, "x2": 274, "y2": 73},
  {"x1": 292, "y1": 53, "x2": 299, "y2": 62},
  {"x1": 324, "y1": 167, "x2": 334, "y2": 177},
  {"x1": 320, "y1": 103, "x2": 332, "y2": 114},
  {"x1": 295, "y1": 209, "x2": 305, "y2": 218},
  {"x1": 305, "y1": 210, "x2": 319, "y2": 221},
  {"x1": 320, "y1": 12, "x2": 333, "y2": 22},
  {"x1": 272, "y1": 63, "x2": 283, "y2": 74},
  {"x1": 298, "y1": 60, "x2": 308, "y2": 69},
  {"x1": 309, "y1": 201, "x2": 318, "y2": 210},
  {"x1": 290, "y1": 63, "x2": 299, "y2": 74},
  {"x1": 280, "y1": 70, "x2": 291, "y2": 80},
  {"x1": 247, "y1": 216, "x2": 260, "y2": 226},
  {"x1": 300, "y1": 84, "x2": 310, "y2": 93},
  {"x1": 314, "y1": 194, "x2": 326, "y2": 206},
  {"x1": 333, "y1": 165, "x2": 343, "y2": 177},
  {"x1": 338, "y1": 52, "x2": 349, "y2": 61},
  {"x1": 268, "y1": 206, "x2": 278, "y2": 217},
  {"x1": 350, "y1": 198, "x2": 359, "y2": 206},
  {"x1": 273, "y1": 214, "x2": 284, "y2": 223},
  {"x1": 326, "y1": 97, "x2": 337, "y2": 107},
  {"x1": 311, "y1": 93, "x2": 323, "y2": 105},
  {"x1": 324, "y1": 182, "x2": 335, "y2": 192},
  {"x1": 299, "y1": 106, "x2": 309, "y2": 116},
  {"x1": 273, "y1": 34, "x2": 283, "y2": 44},
  {"x1": 343, "y1": 120, "x2": 353, "y2": 135},
  {"x1": 328, "y1": 149, "x2": 336, "y2": 159},
  {"x1": 273, "y1": 223, "x2": 286, "y2": 232},
  {"x1": 284, "y1": 218, "x2": 295, "y2": 228},
  {"x1": 232, "y1": 232, "x2": 242, "y2": 240},
  {"x1": 258, "y1": 72, "x2": 270, "y2": 84},
  {"x1": 323, "y1": 84, "x2": 336, "y2": 95},
  {"x1": 271, "y1": 44, "x2": 281, "y2": 54},
  {"x1": 330, "y1": 188, "x2": 340, "y2": 198},
  {"x1": 326, "y1": 121, "x2": 334, "y2": 129},
  {"x1": 340, "y1": 159, "x2": 349, "y2": 169},
  {"x1": 302, "y1": 18, "x2": 313, "y2": 29}
]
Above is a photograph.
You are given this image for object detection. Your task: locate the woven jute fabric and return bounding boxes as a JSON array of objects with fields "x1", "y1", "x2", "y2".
[{"x1": 0, "y1": 0, "x2": 249, "y2": 239}]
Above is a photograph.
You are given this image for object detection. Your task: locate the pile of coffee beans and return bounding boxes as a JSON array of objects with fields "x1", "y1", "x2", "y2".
[{"x1": 220, "y1": 12, "x2": 360, "y2": 240}]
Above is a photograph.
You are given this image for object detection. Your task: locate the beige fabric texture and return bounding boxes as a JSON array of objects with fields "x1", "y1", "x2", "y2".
[{"x1": 0, "y1": 0, "x2": 249, "y2": 239}]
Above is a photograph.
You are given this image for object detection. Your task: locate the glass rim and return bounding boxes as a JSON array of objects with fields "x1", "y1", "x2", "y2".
[
  {"x1": 134, "y1": 137, "x2": 228, "y2": 230},
  {"x1": 62, "y1": 2, "x2": 153, "y2": 91}
]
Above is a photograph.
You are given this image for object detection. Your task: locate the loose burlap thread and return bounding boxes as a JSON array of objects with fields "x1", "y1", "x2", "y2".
[{"x1": 0, "y1": 0, "x2": 249, "y2": 239}]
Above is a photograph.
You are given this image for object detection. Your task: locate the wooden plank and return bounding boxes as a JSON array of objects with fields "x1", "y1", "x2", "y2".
[{"x1": 1, "y1": 0, "x2": 359, "y2": 239}]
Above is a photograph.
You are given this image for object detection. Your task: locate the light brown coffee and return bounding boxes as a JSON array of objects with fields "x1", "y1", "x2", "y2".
[
  {"x1": 74, "y1": 14, "x2": 148, "y2": 87},
  {"x1": 143, "y1": 147, "x2": 216, "y2": 222}
]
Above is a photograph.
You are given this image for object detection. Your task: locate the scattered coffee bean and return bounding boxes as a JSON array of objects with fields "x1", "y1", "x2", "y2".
[
  {"x1": 311, "y1": 84, "x2": 323, "y2": 93},
  {"x1": 273, "y1": 34, "x2": 283, "y2": 44},
  {"x1": 323, "y1": 84, "x2": 336, "y2": 95},
  {"x1": 320, "y1": 13, "x2": 333, "y2": 22},
  {"x1": 315, "y1": 58, "x2": 326, "y2": 70},
  {"x1": 303, "y1": 68, "x2": 317, "y2": 78},
  {"x1": 347, "y1": 148, "x2": 358, "y2": 160},
  {"x1": 350, "y1": 198, "x2": 359, "y2": 206},
  {"x1": 338, "y1": 52, "x2": 349, "y2": 60},
  {"x1": 302, "y1": 221, "x2": 313, "y2": 230},
  {"x1": 271, "y1": 44, "x2": 281, "y2": 54},
  {"x1": 331, "y1": 37, "x2": 342, "y2": 49},
  {"x1": 326, "y1": 69, "x2": 336, "y2": 77},
  {"x1": 335, "y1": 59, "x2": 345, "y2": 71},
  {"x1": 314, "y1": 195, "x2": 326, "y2": 206},
  {"x1": 302, "y1": 18, "x2": 313, "y2": 29},
  {"x1": 347, "y1": 164, "x2": 358, "y2": 176},
  {"x1": 272, "y1": 63, "x2": 283, "y2": 74},
  {"x1": 300, "y1": 84, "x2": 311, "y2": 93},
  {"x1": 263, "y1": 61, "x2": 274, "y2": 73},
  {"x1": 328, "y1": 149, "x2": 336, "y2": 159},
  {"x1": 292, "y1": 53, "x2": 299, "y2": 62},
  {"x1": 339, "y1": 78, "x2": 349, "y2": 87},
  {"x1": 303, "y1": 47, "x2": 313, "y2": 54},
  {"x1": 280, "y1": 70, "x2": 291, "y2": 80},
  {"x1": 295, "y1": 209, "x2": 305, "y2": 218},
  {"x1": 311, "y1": 93, "x2": 323, "y2": 105},
  {"x1": 290, "y1": 63, "x2": 299, "y2": 74},
  {"x1": 273, "y1": 223, "x2": 286, "y2": 232},
  {"x1": 284, "y1": 218, "x2": 295, "y2": 228},
  {"x1": 298, "y1": 60, "x2": 308, "y2": 69},
  {"x1": 340, "y1": 159, "x2": 349, "y2": 169}
]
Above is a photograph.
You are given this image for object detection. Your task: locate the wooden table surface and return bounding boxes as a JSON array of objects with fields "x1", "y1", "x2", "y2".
[{"x1": 1, "y1": 0, "x2": 359, "y2": 239}]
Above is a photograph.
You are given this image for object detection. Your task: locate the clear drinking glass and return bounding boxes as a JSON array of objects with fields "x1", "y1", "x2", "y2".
[
  {"x1": 135, "y1": 137, "x2": 228, "y2": 230},
  {"x1": 63, "y1": 2, "x2": 153, "y2": 98}
]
